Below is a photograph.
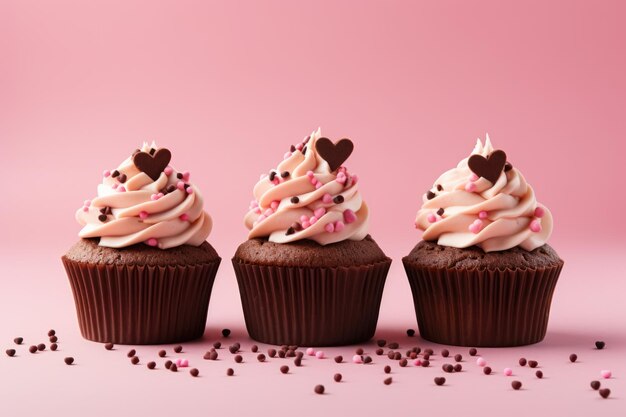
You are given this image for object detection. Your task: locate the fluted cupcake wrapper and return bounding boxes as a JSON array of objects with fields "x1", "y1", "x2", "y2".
[
  {"x1": 232, "y1": 258, "x2": 391, "y2": 347},
  {"x1": 62, "y1": 257, "x2": 221, "y2": 345},
  {"x1": 402, "y1": 258, "x2": 563, "y2": 347}
]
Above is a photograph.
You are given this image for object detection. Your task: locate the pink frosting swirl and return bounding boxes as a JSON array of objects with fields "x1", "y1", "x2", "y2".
[
  {"x1": 415, "y1": 136, "x2": 553, "y2": 252},
  {"x1": 76, "y1": 142, "x2": 212, "y2": 249},
  {"x1": 244, "y1": 128, "x2": 369, "y2": 245}
]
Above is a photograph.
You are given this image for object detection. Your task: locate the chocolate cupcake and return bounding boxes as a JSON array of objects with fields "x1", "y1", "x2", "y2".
[
  {"x1": 62, "y1": 143, "x2": 220, "y2": 345},
  {"x1": 233, "y1": 128, "x2": 391, "y2": 346},
  {"x1": 403, "y1": 136, "x2": 563, "y2": 347}
]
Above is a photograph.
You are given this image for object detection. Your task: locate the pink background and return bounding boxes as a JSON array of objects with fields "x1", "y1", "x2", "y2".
[{"x1": 1, "y1": 1, "x2": 625, "y2": 416}]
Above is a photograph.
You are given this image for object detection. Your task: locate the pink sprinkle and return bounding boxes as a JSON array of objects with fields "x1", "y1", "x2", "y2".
[
  {"x1": 601, "y1": 370, "x2": 612, "y2": 379},
  {"x1": 186, "y1": 187, "x2": 194, "y2": 194},
  {"x1": 82, "y1": 206, "x2": 89, "y2": 212},
  {"x1": 314, "y1": 207, "x2": 326, "y2": 218},
  {"x1": 111, "y1": 183, "x2": 118, "y2": 190},
  {"x1": 300, "y1": 215, "x2": 309, "y2": 223},
  {"x1": 302, "y1": 220, "x2": 311, "y2": 229},
  {"x1": 257, "y1": 214, "x2": 266, "y2": 222},
  {"x1": 179, "y1": 213, "x2": 189, "y2": 221},
  {"x1": 322, "y1": 193, "x2": 333, "y2": 204},
  {"x1": 470, "y1": 173, "x2": 479, "y2": 182},
  {"x1": 352, "y1": 355, "x2": 363, "y2": 364},
  {"x1": 413, "y1": 359, "x2": 422, "y2": 366},
  {"x1": 479, "y1": 211, "x2": 488, "y2": 219},
  {"x1": 534, "y1": 206, "x2": 545, "y2": 218},
  {"x1": 283, "y1": 152, "x2": 292, "y2": 160},
  {"x1": 476, "y1": 357, "x2": 487, "y2": 367},
  {"x1": 264, "y1": 208, "x2": 274, "y2": 217},
  {"x1": 254, "y1": 207, "x2": 261, "y2": 214},
  {"x1": 343, "y1": 209, "x2": 357, "y2": 224},
  {"x1": 250, "y1": 200, "x2": 259, "y2": 208},
  {"x1": 177, "y1": 181, "x2": 185, "y2": 190},
  {"x1": 351, "y1": 174, "x2": 359, "y2": 184},
  {"x1": 427, "y1": 213, "x2": 437, "y2": 223},
  {"x1": 324, "y1": 223, "x2": 335, "y2": 233},
  {"x1": 164, "y1": 166, "x2": 173, "y2": 176},
  {"x1": 182, "y1": 171, "x2": 190, "y2": 181},
  {"x1": 315, "y1": 182, "x2": 322, "y2": 189},
  {"x1": 315, "y1": 351, "x2": 325, "y2": 359},
  {"x1": 296, "y1": 143, "x2": 304, "y2": 151},
  {"x1": 306, "y1": 348, "x2": 315, "y2": 356},
  {"x1": 530, "y1": 220, "x2": 542, "y2": 233},
  {"x1": 102, "y1": 170, "x2": 110, "y2": 178},
  {"x1": 151, "y1": 194, "x2": 158, "y2": 201},
  {"x1": 176, "y1": 359, "x2": 189, "y2": 368},
  {"x1": 465, "y1": 182, "x2": 477, "y2": 192},
  {"x1": 309, "y1": 216, "x2": 318, "y2": 225},
  {"x1": 270, "y1": 200, "x2": 280, "y2": 210},
  {"x1": 503, "y1": 368, "x2": 513, "y2": 376},
  {"x1": 146, "y1": 238, "x2": 158, "y2": 247},
  {"x1": 157, "y1": 192, "x2": 164, "y2": 199},
  {"x1": 118, "y1": 186, "x2": 126, "y2": 192},
  {"x1": 306, "y1": 171, "x2": 315, "y2": 179},
  {"x1": 336, "y1": 172, "x2": 347, "y2": 185},
  {"x1": 139, "y1": 211, "x2": 149, "y2": 220},
  {"x1": 334, "y1": 221, "x2": 345, "y2": 232},
  {"x1": 469, "y1": 219, "x2": 483, "y2": 234}
]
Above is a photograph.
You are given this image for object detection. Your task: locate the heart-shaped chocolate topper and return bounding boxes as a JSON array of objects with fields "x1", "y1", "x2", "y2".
[
  {"x1": 315, "y1": 138, "x2": 354, "y2": 172},
  {"x1": 468, "y1": 150, "x2": 507, "y2": 184},
  {"x1": 133, "y1": 148, "x2": 172, "y2": 181}
]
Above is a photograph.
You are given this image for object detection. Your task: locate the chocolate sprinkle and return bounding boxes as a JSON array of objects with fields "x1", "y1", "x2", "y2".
[
  {"x1": 421, "y1": 360, "x2": 430, "y2": 367},
  {"x1": 177, "y1": 173, "x2": 183, "y2": 179},
  {"x1": 334, "y1": 373, "x2": 342, "y2": 382},
  {"x1": 469, "y1": 348, "x2": 477, "y2": 356},
  {"x1": 29, "y1": 345, "x2": 37, "y2": 353},
  {"x1": 483, "y1": 366, "x2": 492, "y2": 375},
  {"x1": 443, "y1": 364, "x2": 454, "y2": 373},
  {"x1": 356, "y1": 348, "x2": 364, "y2": 355},
  {"x1": 528, "y1": 360, "x2": 538, "y2": 368},
  {"x1": 434, "y1": 377, "x2": 446, "y2": 386},
  {"x1": 112, "y1": 170, "x2": 120, "y2": 178},
  {"x1": 426, "y1": 191, "x2": 436, "y2": 200},
  {"x1": 269, "y1": 171, "x2": 276, "y2": 181},
  {"x1": 174, "y1": 345, "x2": 183, "y2": 353},
  {"x1": 222, "y1": 329, "x2": 231, "y2": 337},
  {"x1": 377, "y1": 339, "x2": 386, "y2": 347},
  {"x1": 384, "y1": 377, "x2": 393, "y2": 385},
  {"x1": 281, "y1": 171, "x2": 290, "y2": 178},
  {"x1": 511, "y1": 381, "x2": 522, "y2": 390},
  {"x1": 454, "y1": 354, "x2": 462, "y2": 362},
  {"x1": 590, "y1": 380, "x2": 601, "y2": 390},
  {"x1": 14, "y1": 337, "x2": 23, "y2": 345},
  {"x1": 388, "y1": 342, "x2": 399, "y2": 349},
  {"x1": 98, "y1": 214, "x2": 108, "y2": 222},
  {"x1": 437, "y1": 208, "x2": 444, "y2": 216},
  {"x1": 131, "y1": 356, "x2": 139, "y2": 365},
  {"x1": 37, "y1": 344, "x2": 45, "y2": 351},
  {"x1": 226, "y1": 368, "x2": 234, "y2": 376},
  {"x1": 170, "y1": 364, "x2": 178, "y2": 372},
  {"x1": 118, "y1": 174, "x2": 127, "y2": 183},
  {"x1": 504, "y1": 162, "x2": 513, "y2": 172},
  {"x1": 599, "y1": 388, "x2": 611, "y2": 399},
  {"x1": 268, "y1": 349, "x2": 277, "y2": 358},
  {"x1": 50, "y1": 343, "x2": 58, "y2": 351},
  {"x1": 406, "y1": 329, "x2": 416, "y2": 337},
  {"x1": 595, "y1": 341, "x2": 605, "y2": 349},
  {"x1": 384, "y1": 365, "x2": 391, "y2": 374},
  {"x1": 536, "y1": 370, "x2": 543, "y2": 379},
  {"x1": 286, "y1": 227, "x2": 295, "y2": 236},
  {"x1": 104, "y1": 343, "x2": 114, "y2": 351},
  {"x1": 165, "y1": 360, "x2": 172, "y2": 369},
  {"x1": 454, "y1": 364, "x2": 462, "y2": 372},
  {"x1": 314, "y1": 385, "x2": 325, "y2": 395},
  {"x1": 147, "y1": 361, "x2": 156, "y2": 370},
  {"x1": 190, "y1": 368, "x2": 199, "y2": 377},
  {"x1": 280, "y1": 365, "x2": 289, "y2": 374},
  {"x1": 166, "y1": 185, "x2": 176, "y2": 193},
  {"x1": 213, "y1": 342, "x2": 221, "y2": 349},
  {"x1": 519, "y1": 357, "x2": 527, "y2": 366},
  {"x1": 399, "y1": 358, "x2": 408, "y2": 367},
  {"x1": 158, "y1": 350, "x2": 166, "y2": 357},
  {"x1": 6, "y1": 349, "x2": 16, "y2": 357},
  {"x1": 234, "y1": 355, "x2": 243, "y2": 363},
  {"x1": 290, "y1": 145, "x2": 296, "y2": 152},
  {"x1": 64, "y1": 357, "x2": 74, "y2": 365},
  {"x1": 376, "y1": 348, "x2": 384, "y2": 356},
  {"x1": 149, "y1": 148, "x2": 156, "y2": 155},
  {"x1": 334, "y1": 355, "x2": 343, "y2": 363},
  {"x1": 569, "y1": 353, "x2": 577, "y2": 362},
  {"x1": 48, "y1": 330, "x2": 56, "y2": 337},
  {"x1": 290, "y1": 196, "x2": 299, "y2": 204},
  {"x1": 441, "y1": 349, "x2": 449, "y2": 358},
  {"x1": 333, "y1": 195, "x2": 344, "y2": 204},
  {"x1": 127, "y1": 349, "x2": 136, "y2": 358},
  {"x1": 294, "y1": 357, "x2": 302, "y2": 367}
]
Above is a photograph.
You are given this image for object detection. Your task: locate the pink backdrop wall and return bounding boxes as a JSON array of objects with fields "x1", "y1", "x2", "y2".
[{"x1": 1, "y1": 1, "x2": 625, "y2": 416}]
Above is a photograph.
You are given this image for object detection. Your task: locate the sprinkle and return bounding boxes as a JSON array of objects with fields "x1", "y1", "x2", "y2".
[
  {"x1": 82, "y1": 206, "x2": 89, "y2": 212},
  {"x1": 437, "y1": 184, "x2": 443, "y2": 191},
  {"x1": 601, "y1": 370, "x2": 611, "y2": 379},
  {"x1": 530, "y1": 220, "x2": 542, "y2": 233},
  {"x1": 177, "y1": 181, "x2": 185, "y2": 190},
  {"x1": 528, "y1": 360, "x2": 538, "y2": 368},
  {"x1": 50, "y1": 343, "x2": 58, "y2": 351},
  {"x1": 283, "y1": 152, "x2": 292, "y2": 160},
  {"x1": 170, "y1": 364, "x2": 177, "y2": 372},
  {"x1": 336, "y1": 172, "x2": 347, "y2": 184},
  {"x1": 164, "y1": 166, "x2": 173, "y2": 175},
  {"x1": 314, "y1": 207, "x2": 326, "y2": 218},
  {"x1": 111, "y1": 183, "x2": 118, "y2": 190},
  {"x1": 352, "y1": 355, "x2": 363, "y2": 364},
  {"x1": 177, "y1": 173, "x2": 184, "y2": 179},
  {"x1": 511, "y1": 381, "x2": 522, "y2": 390},
  {"x1": 48, "y1": 330, "x2": 56, "y2": 337},
  {"x1": 504, "y1": 162, "x2": 513, "y2": 172},
  {"x1": 426, "y1": 191, "x2": 436, "y2": 200},
  {"x1": 454, "y1": 354, "x2": 462, "y2": 362},
  {"x1": 324, "y1": 223, "x2": 335, "y2": 233},
  {"x1": 595, "y1": 341, "x2": 605, "y2": 349},
  {"x1": 569, "y1": 353, "x2": 578, "y2": 362},
  {"x1": 322, "y1": 193, "x2": 333, "y2": 204},
  {"x1": 421, "y1": 360, "x2": 430, "y2": 367},
  {"x1": 377, "y1": 340, "x2": 386, "y2": 347},
  {"x1": 519, "y1": 358, "x2": 527, "y2": 366},
  {"x1": 164, "y1": 360, "x2": 173, "y2": 369},
  {"x1": 270, "y1": 200, "x2": 280, "y2": 210},
  {"x1": 334, "y1": 373, "x2": 342, "y2": 382},
  {"x1": 306, "y1": 348, "x2": 315, "y2": 356},
  {"x1": 343, "y1": 209, "x2": 357, "y2": 224},
  {"x1": 469, "y1": 173, "x2": 479, "y2": 181},
  {"x1": 98, "y1": 214, "x2": 108, "y2": 222},
  {"x1": 291, "y1": 196, "x2": 299, "y2": 204},
  {"x1": 478, "y1": 211, "x2": 488, "y2": 219},
  {"x1": 465, "y1": 182, "x2": 477, "y2": 192},
  {"x1": 590, "y1": 381, "x2": 601, "y2": 390},
  {"x1": 286, "y1": 227, "x2": 295, "y2": 235},
  {"x1": 434, "y1": 377, "x2": 446, "y2": 386},
  {"x1": 131, "y1": 356, "x2": 140, "y2": 365},
  {"x1": 406, "y1": 329, "x2": 415, "y2": 337},
  {"x1": 534, "y1": 206, "x2": 545, "y2": 218},
  {"x1": 103, "y1": 170, "x2": 111, "y2": 177},
  {"x1": 139, "y1": 211, "x2": 149, "y2": 220},
  {"x1": 536, "y1": 370, "x2": 543, "y2": 378},
  {"x1": 147, "y1": 361, "x2": 156, "y2": 370},
  {"x1": 118, "y1": 174, "x2": 127, "y2": 183},
  {"x1": 314, "y1": 385, "x2": 325, "y2": 395},
  {"x1": 281, "y1": 171, "x2": 290, "y2": 178},
  {"x1": 257, "y1": 354, "x2": 266, "y2": 362},
  {"x1": 182, "y1": 171, "x2": 190, "y2": 181},
  {"x1": 413, "y1": 359, "x2": 422, "y2": 366},
  {"x1": 104, "y1": 343, "x2": 114, "y2": 351},
  {"x1": 476, "y1": 357, "x2": 487, "y2": 367},
  {"x1": 301, "y1": 220, "x2": 311, "y2": 229},
  {"x1": 117, "y1": 186, "x2": 126, "y2": 192},
  {"x1": 315, "y1": 351, "x2": 325, "y2": 359},
  {"x1": 315, "y1": 182, "x2": 322, "y2": 189},
  {"x1": 64, "y1": 357, "x2": 74, "y2": 365},
  {"x1": 309, "y1": 216, "x2": 317, "y2": 225},
  {"x1": 599, "y1": 388, "x2": 611, "y2": 399},
  {"x1": 37, "y1": 344, "x2": 46, "y2": 351},
  {"x1": 226, "y1": 368, "x2": 234, "y2": 376},
  {"x1": 190, "y1": 368, "x2": 199, "y2": 377},
  {"x1": 504, "y1": 368, "x2": 513, "y2": 376},
  {"x1": 427, "y1": 213, "x2": 437, "y2": 223},
  {"x1": 483, "y1": 367, "x2": 492, "y2": 375},
  {"x1": 28, "y1": 345, "x2": 37, "y2": 353},
  {"x1": 334, "y1": 355, "x2": 343, "y2": 363},
  {"x1": 280, "y1": 365, "x2": 289, "y2": 374},
  {"x1": 179, "y1": 213, "x2": 189, "y2": 221},
  {"x1": 384, "y1": 377, "x2": 393, "y2": 385},
  {"x1": 469, "y1": 348, "x2": 478, "y2": 356},
  {"x1": 306, "y1": 171, "x2": 315, "y2": 178},
  {"x1": 176, "y1": 359, "x2": 189, "y2": 367},
  {"x1": 150, "y1": 193, "x2": 158, "y2": 200},
  {"x1": 469, "y1": 219, "x2": 483, "y2": 234},
  {"x1": 441, "y1": 349, "x2": 449, "y2": 357},
  {"x1": 112, "y1": 170, "x2": 120, "y2": 178},
  {"x1": 437, "y1": 208, "x2": 445, "y2": 216},
  {"x1": 146, "y1": 238, "x2": 158, "y2": 247},
  {"x1": 333, "y1": 195, "x2": 344, "y2": 204},
  {"x1": 6, "y1": 349, "x2": 16, "y2": 357},
  {"x1": 454, "y1": 364, "x2": 462, "y2": 372}
]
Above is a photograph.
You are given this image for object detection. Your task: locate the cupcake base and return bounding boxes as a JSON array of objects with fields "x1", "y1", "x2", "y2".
[
  {"x1": 403, "y1": 241, "x2": 563, "y2": 347},
  {"x1": 62, "y1": 239, "x2": 221, "y2": 345}
]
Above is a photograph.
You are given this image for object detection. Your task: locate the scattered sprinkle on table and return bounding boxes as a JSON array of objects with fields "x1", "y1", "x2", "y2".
[
  {"x1": 50, "y1": 343, "x2": 58, "y2": 351},
  {"x1": 434, "y1": 377, "x2": 446, "y2": 386},
  {"x1": 280, "y1": 365, "x2": 289, "y2": 374},
  {"x1": 29, "y1": 345, "x2": 37, "y2": 354},
  {"x1": 14, "y1": 337, "x2": 23, "y2": 345},
  {"x1": 147, "y1": 361, "x2": 156, "y2": 370},
  {"x1": 334, "y1": 373, "x2": 342, "y2": 382},
  {"x1": 599, "y1": 388, "x2": 610, "y2": 399},
  {"x1": 158, "y1": 350, "x2": 166, "y2": 357},
  {"x1": 314, "y1": 385, "x2": 325, "y2": 394},
  {"x1": 104, "y1": 343, "x2": 114, "y2": 351},
  {"x1": 528, "y1": 360, "x2": 538, "y2": 368},
  {"x1": 190, "y1": 368, "x2": 199, "y2": 377},
  {"x1": 595, "y1": 341, "x2": 605, "y2": 350},
  {"x1": 511, "y1": 381, "x2": 522, "y2": 390},
  {"x1": 48, "y1": 330, "x2": 56, "y2": 337},
  {"x1": 535, "y1": 370, "x2": 543, "y2": 379},
  {"x1": 569, "y1": 353, "x2": 577, "y2": 362},
  {"x1": 130, "y1": 356, "x2": 139, "y2": 365},
  {"x1": 519, "y1": 357, "x2": 527, "y2": 366},
  {"x1": 226, "y1": 368, "x2": 234, "y2": 376},
  {"x1": 483, "y1": 367, "x2": 492, "y2": 375},
  {"x1": 6, "y1": 349, "x2": 16, "y2": 357},
  {"x1": 127, "y1": 349, "x2": 136, "y2": 358},
  {"x1": 406, "y1": 329, "x2": 415, "y2": 337},
  {"x1": 174, "y1": 345, "x2": 183, "y2": 353},
  {"x1": 590, "y1": 381, "x2": 601, "y2": 390},
  {"x1": 64, "y1": 357, "x2": 74, "y2": 365},
  {"x1": 469, "y1": 348, "x2": 477, "y2": 356},
  {"x1": 37, "y1": 344, "x2": 46, "y2": 351},
  {"x1": 384, "y1": 377, "x2": 392, "y2": 385}
]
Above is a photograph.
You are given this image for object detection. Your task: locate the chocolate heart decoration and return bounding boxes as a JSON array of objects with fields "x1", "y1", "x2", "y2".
[
  {"x1": 133, "y1": 148, "x2": 172, "y2": 181},
  {"x1": 468, "y1": 150, "x2": 507, "y2": 184},
  {"x1": 315, "y1": 138, "x2": 354, "y2": 172}
]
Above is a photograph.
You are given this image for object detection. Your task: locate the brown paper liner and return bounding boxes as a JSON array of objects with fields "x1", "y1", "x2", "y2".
[
  {"x1": 402, "y1": 258, "x2": 563, "y2": 347},
  {"x1": 62, "y1": 256, "x2": 220, "y2": 345},
  {"x1": 232, "y1": 258, "x2": 391, "y2": 346}
]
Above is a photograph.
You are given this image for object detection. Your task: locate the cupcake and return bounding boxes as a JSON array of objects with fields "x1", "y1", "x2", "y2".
[
  {"x1": 62, "y1": 143, "x2": 220, "y2": 345},
  {"x1": 403, "y1": 135, "x2": 563, "y2": 347},
  {"x1": 233, "y1": 128, "x2": 391, "y2": 346}
]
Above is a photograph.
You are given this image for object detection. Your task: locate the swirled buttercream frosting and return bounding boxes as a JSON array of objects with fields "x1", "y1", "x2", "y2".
[
  {"x1": 415, "y1": 135, "x2": 553, "y2": 252},
  {"x1": 76, "y1": 142, "x2": 212, "y2": 249},
  {"x1": 244, "y1": 128, "x2": 369, "y2": 245}
]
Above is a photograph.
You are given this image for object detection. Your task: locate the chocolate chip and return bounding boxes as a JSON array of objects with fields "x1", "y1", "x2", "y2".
[
  {"x1": 399, "y1": 358, "x2": 408, "y2": 367},
  {"x1": 6, "y1": 349, "x2": 16, "y2": 357},
  {"x1": 190, "y1": 368, "x2": 199, "y2": 377},
  {"x1": 286, "y1": 227, "x2": 295, "y2": 236},
  {"x1": 48, "y1": 330, "x2": 56, "y2": 337},
  {"x1": 590, "y1": 380, "x2": 601, "y2": 390},
  {"x1": 278, "y1": 350, "x2": 286, "y2": 358},
  {"x1": 222, "y1": 329, "x2": 231, "y2": 337},
  {"x1": 296, "y1": 351, "x2": 304, "y2": 359},
  {"x1": 536, "y1": 370, "x2": 543, "y2": 379},
  {"x1": 454, "y1": 364, "x2": 462, "y2": 372},
  {"x1": 437, "y1": 208, "x2": 444, "y2": 216},
  {"x1": 50, "y1": 343, "x2": 58, "y2": 351},
  {"x1": 104, "y1": 343, "x2": 114, "y2": 351},
  {"x1": 376, "y1": 339, "x2": 386, "y2": 347},
  {"x1": 599, "y1": 388, "x2": 611, "y2": 399},
  {"x1": 158, "y1": 350, "x2": 166, "y2": 357},
  {"x1": 118, "y1": 174, "x2": 127, "y2": 183},
  {"x1": 170, "y1": 364, "x2": 177, "y2": 372},
  {"x1": 290, "y1": 196, "x2": 299, "y2": 204},
  {"x1": 48, "y1": 336, "x2": 57, "y2": 343},
  {"x1": 147, "y1": 361, "x2": 156, "y2": 369},
  {"x1": 528, "y1": 360, "x2": 538, "y2": 368},
  {"x1": 174, "y1": 345, "x2": 183, "y2": 353},
  {"x1": 302, "y1": 146, "x2": 307, "y2": 155},
  {"x1": 387, "y1": 351, "x2": 395, "y2": 360},
  {"x1": 355, "y1": 348, "x2": 364, "y2": 355},
  {"x1": 511, "y1": 381, "x2": 522, "y2": 390},
  {"x1": 14, "y1": 337, "x2": 23, "y2": 345},
  {"x1": 504, "y1": 162, "x2": 513, "y2": 172},
  {"x1": 281, "y1": 171, "x2": 290, "y2": 178},
  {"x1": 166, "y1": 185, "x2": 176, "y2": 193},
  {"x1": 375, "y1": 348, "x2": 384, "y2": 356},
  {"x1": 421, "y1": 360, "x2": 430, "y2": 367},
  {"x1": 98, "y1": 214, "x2": 108, "y2": 222},
  {"x1": 293, "y1": 357, "x2": 302, "y2": 367},
  {"x1": 165, "y1": 360, "x2": 172, "y2": 369},
  {"x1": 483, "y1": 366, "x2": 492, "y2": 375},
  {"x1": 268, "y1": 349, "x2": 277, "y2": 358},
  {"x1": 226, "y1": 368, "x2": 234, "y2": 376},
  {"x1": 423, "y1": 353, "x2": 431, "y2": 360},
  {"x1": 29, "y1": 345, "x2": 37, "y2": 353},
  {"x1": 280, "y1": 365, "x2": 289, "y2": 374},
  {"x1": 519, "y1": 357, "x2": 527, "y2": 366},
  {"x1": 595, "y1": 341, "x2": 605, "y2": 349},
  {"x1": 248, "y1": 345, "x2": 257, "y2": 353},
  {"x1": 441, "y1": 349, "x2": 449, "y2": 358},
  {"x1": 177, "y1": 173, "x2": 183, "y2": 179},
  {"x1": 569, "y1": 353, "x2": 578, "y2": 362},
  {"x1": 334, "y1": 373, "x2": 342, "y2": 382},
  {"x1": 434, "y1": 377, "x2": 446, "y2": 386},
  {"x1": 436, "y1": 184, "x2": 443, "y2": 191},
  {"x1": 334, "y1": 355, "x2": 343, "y2": 363},
  {"x1": 469, "y1": 348, "x2": 477, "y2": 356},
  {"x1": 213, "y1": 342, "x2": 221, "y2": 349},
  {"x1": 131, "y1": 356, "x2": 139, "y2": 365},
  {"x1": 314, "y1": 385, "x2": 325, "y2": 395},
  {"x1": 333, "y1": 195, "x2": 344, "y2": 204},
  {"x1": 209, "y1": 351, "x2": 218, "y2": 360},
  {"x1": 443, "y1": 364, "x2": 454, "y2": 373},
  {"x1": 127, "y1": 349, "x2": 136, "y2": 358},
  {"x1": 384, "y1": 365, "x2": 391, "y2": 374},
  {"x1": 454, "y1": 354, "x2": 462, "y2": 362},
  {"x1": 112, "y1": 170, "x2": 120, "y2": 178},
  {"x1": 37, "y1": 344, "x2": 45, "y2": 351},
  {"x1": 406, "y1": 329, "x2": 416, "y2": 337},
  {"x1": 269, "y1": 171, "x2": 276, "y2": 181},
  {"x1": 387, "y1": 342, "x2": 399, "y2": 349},
  {"x1": 234, "y1": 355, "x2": 243, "y2": 363},
  {"x1": 426, "y1": 191, "x2": 436, "y2": 200},
  {"x1": 384, "y1": 377, "x2": 393, "y2": 385},
  {"x1": 394, "y1": 352, "x2": 402, "y2": 360},
  {"x1": 149, "y1": 148, "x2": 156, "y2": 155},
  {"x1": 64, "y1": 357, "x2": 74, "y2": 365},
  {"x1": 229, "y1": 345, "x2": 239, "y2": 354}
]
